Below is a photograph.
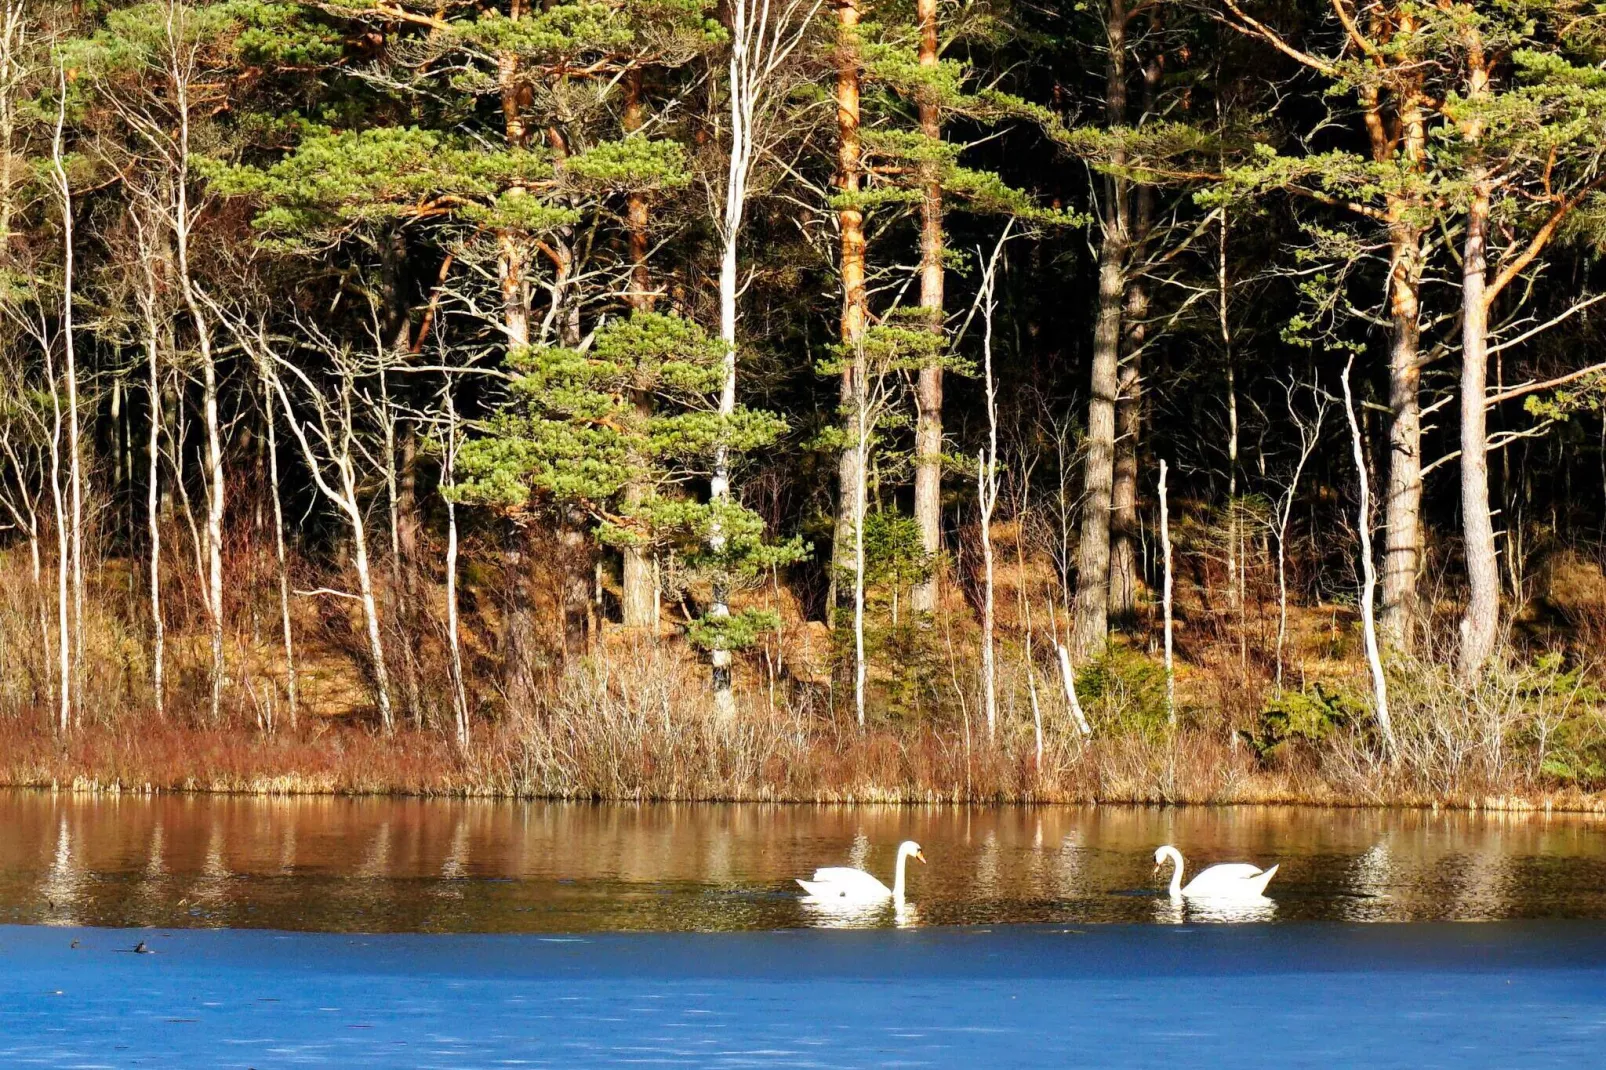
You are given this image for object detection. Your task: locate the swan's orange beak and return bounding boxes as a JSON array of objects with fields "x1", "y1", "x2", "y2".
[{"x1": 916, "y1": 850, "x2": 927, "y2": 864}]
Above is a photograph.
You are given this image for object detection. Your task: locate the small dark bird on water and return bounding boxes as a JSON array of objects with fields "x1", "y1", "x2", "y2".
[
  {"x1": 69, "y1": 940, "x2": 79, "y2": 949},
  {"x1": 133, "y1": 941, "x2": 151, "y2": 954}
]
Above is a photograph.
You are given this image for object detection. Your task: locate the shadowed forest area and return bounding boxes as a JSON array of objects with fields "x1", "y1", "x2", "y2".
[{"x1": 2, "y1": 0, "x2": 1606, "y2": 804}]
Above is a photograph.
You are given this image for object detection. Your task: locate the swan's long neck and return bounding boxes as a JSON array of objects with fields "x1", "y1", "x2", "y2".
[
  {"x1": 1162, "y1": 847, "x2": 1184, "y2": 897},
  {"x1": 892, "y1": 849, "x2": 908, "y2": 900}
]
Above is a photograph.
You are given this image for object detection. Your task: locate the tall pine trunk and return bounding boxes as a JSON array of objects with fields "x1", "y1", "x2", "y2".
[
  {"x1": 621, "y1": 67, "x2": 658, "y2": 630},
  {"x1": 1380, "y1": 219, "x2": 1424, "y2": 649},
  {"x1": 1458, "y1": 171, "x2": 1499, "y2": 678},
  {"x1": 1378, "y1": 79, "x2": 1428, "y2": 650},
  {"x1": 1457, "y1": 43, "x2": 1499, "y2": 679},
  {"x1": 831, "y1": 0, "x2": 868, "y2": 620},
  {"x1": 1109, "y1": 51, "x2": 1158, "y2": 626},
  {"x1": 910, "y1": 0, "x2": 945, "y2": 617},
  {"x1": 1070, "y1": 0, "x2": 1129, "y2": 658},
  {"x1": 496, "y1": 6, "x2": 542, "y2": 702}
]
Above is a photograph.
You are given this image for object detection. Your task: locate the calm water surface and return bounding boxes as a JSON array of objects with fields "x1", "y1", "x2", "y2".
[{"x1": 5, "y1": 791, "x2": 1606, "y2": 930}]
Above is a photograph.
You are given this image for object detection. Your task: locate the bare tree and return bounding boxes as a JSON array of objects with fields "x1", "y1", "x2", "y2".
[
  {"x1": 1159, "y1": 458, "x2": 1174, "y2": 725},
  {"x1": 708, "y1": 0, "x2": 820, "y2": 716},
  {"x1": 1342, "y1": 355, "x2": 1396, "y2": 758},
  {"x1": 250, "y1": 319, "x2": 395, "y2": 731},
  {"x1": 438, "y1": 376, "x2": 471, "y2": 748},
  {"x1": 977, "y1": 253, "x2": 1002, "y2": 743},
  {"x1": 256, "y1": 347, "x2": 297, "y2": 728},
  {"x1": 131, "y1": 203, "x2": 167, "y2": 719},
  {"x1": 1269, "y1": 376, "x2": 1328, "y2": 693},
  {"x1": 108, "y1": 3, "x2": 229, "y2": 718},
  {"x1": 49, "y1": 64, "x2": 84, "y2": 702}
]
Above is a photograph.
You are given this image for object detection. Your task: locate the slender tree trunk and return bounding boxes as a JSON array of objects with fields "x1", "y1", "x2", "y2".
[
  {"x1": 620, "y1": 67, "x2": 658, "y2": 630},
  {"x1": 979, "y1": 449, "x2": 997, "y2": 741},
  {"x1": 347, "y1": 479, "x2": 395, "y2": 732},
  {"x1": 1109, "y1": 277, "x2": 1145, "y2": 624},
  {"x1": 0, "y1": 2, "x2": 18, "y2": 246},
  {"x1": 110, "y1": 379, "x2": 124, "y2": 497},
  {"x1": 165, "y1": 68, "x2": 227, "y2": 722},
  {"x1": 496, "y1": 6, "x2": 542, "y2": 701},
  {"x1": 705, "y1": 0, "x2": 812, "y2": 715},
  {"x1": 1343, "y1": 357, "x2": 1397, "y2": 757},
  {"x1": 710, "y1": 46, "x2": 749, "y2": 722},
  {"x1": 1071, "y1": 0, "x2": 1129, "y2": 658},
  {"x1": 831, "y1": 0, "x2": 868, "y2": 621},
  {"x1": 853, "y1": 373, "x2": 869, "y2": 728},
  {"x1": 978, "y1": 251, "x2": 1002, "y2": 742},
  {"x1": 1159, "y1": 459, "x2": 1174, "y2": 724},
  {"x1": 443, "y1": 386, "x2": 470, "y2": 748},
  {"x1": 140, "y1": 260, "x2": 165, "y2": 720},
  {"x1": 51, "y1": 79, "x2": 84, "y2": 704},
  {"x1": 47, "y1": 367, "x2": 68, "y2": 732},
  {"x1": 910, "y1": 0, "x2": 945, "y2": 617},
  {"x1": 260, "y1": 360, "x2": 296, "y2": 728},
  {"x1": 1458, "y1": 171, "x2": 1500, "y2": 678},
  {"x1": 377, "y1": 367, "x2": 424, "y2": 724}
]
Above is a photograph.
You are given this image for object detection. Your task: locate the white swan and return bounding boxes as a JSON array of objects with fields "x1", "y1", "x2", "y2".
[
  {"x1": 1154, "y1": 844, "x2": 1278, "y2": 898},
  {"x1": 797, "y1": 840, "x2": 925, "y2": 902}
]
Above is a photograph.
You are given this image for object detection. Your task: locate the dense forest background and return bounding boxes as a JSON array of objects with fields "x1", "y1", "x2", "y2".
[{"x1": 1, "y1": 0, "x2": 1605, "y2": 802}]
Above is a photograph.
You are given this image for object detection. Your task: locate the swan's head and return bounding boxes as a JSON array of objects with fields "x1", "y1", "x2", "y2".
[
  {"x1": 899, "y1": 840, "x2": 927, "y2": 864},
  {"x1": 1152, "y1": 844, "x2": 1178, "y2": 875}
]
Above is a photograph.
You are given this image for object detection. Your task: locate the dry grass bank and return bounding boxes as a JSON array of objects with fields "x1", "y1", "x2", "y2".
[{"x1": 3, "y1": 645, "x2": 1603, "y2": 811}]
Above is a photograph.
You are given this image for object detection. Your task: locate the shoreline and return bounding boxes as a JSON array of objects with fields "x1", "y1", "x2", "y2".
[{"x1": 3, "y1": 777, "x2": 1604, "y2": 814}]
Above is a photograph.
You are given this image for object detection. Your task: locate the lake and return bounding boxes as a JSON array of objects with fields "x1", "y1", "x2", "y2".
[
  {"x1": 5, "y1": 793, "x2": 1606, "y2": 929},
  {"x1": 5, "y1": 792, "x2": 1606, "y2": 1067}
]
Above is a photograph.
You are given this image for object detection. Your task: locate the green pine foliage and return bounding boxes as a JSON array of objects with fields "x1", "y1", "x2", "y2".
[{"x1": 454, "y1": 311, "x2": 803, "y2": 651}]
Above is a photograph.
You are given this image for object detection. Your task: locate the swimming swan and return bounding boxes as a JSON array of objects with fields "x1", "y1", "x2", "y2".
[
  {"x1": 1154, "y1": 844, "x2": 1278, "y2": 898},
  {"x1": 797, "y1": 840, "x2": 926, "y2": 902}
]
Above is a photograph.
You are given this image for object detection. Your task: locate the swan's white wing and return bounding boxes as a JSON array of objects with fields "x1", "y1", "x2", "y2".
[
  {"x1": 798, "y1": 867, "x2": 892, "y2": 899},
  {"x1": 1183, "y1": 862, "x2": 1271, "y2": 897}
]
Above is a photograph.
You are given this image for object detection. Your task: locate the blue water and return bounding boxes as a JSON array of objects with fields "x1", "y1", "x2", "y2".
[{"x1": 5, "y1": 922, "x2": 1605, "y2": 1067}]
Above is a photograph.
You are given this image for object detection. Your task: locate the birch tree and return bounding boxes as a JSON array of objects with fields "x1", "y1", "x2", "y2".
[{"x1": 708, "y1": 0, "x2": 819, "y2": 715}]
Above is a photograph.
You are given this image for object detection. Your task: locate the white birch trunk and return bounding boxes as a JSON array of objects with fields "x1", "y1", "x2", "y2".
[
  {"x1": 260, "y1": 360, "x2": 296, "y2": 727},
  {"x1": 50, "y1": 67, "x2": 83, "y2": 702},
  {"x1": 979, "y1": 449, "x2": 996, "y2": 743},
  {"x1": 1159, "y1": 459, "x2": 1174, "y2": 725},
  {"x1": 443, "y1": 386, "x2": 470, "y2": 749},
  {"x1": 1056, "y1": 643, "x2": 1092, "y2": 738},
  {"x1": 853, "y1": 365, "x2": 868, "y2": 728},
  {"x1": 708, "y1": 0, "x2": 818, "y2": 717},
  {"x1": 1342, "y1": 356, "x2": 1397, "y2": 758},
  {"x1": 138, "y1": 236, "x2": 166, "y2": 719}
]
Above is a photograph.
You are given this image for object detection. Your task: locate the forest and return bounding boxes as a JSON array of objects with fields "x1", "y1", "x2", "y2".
[{"x1": 1, "y1": 0, "x2": 1605, "y2": 804}]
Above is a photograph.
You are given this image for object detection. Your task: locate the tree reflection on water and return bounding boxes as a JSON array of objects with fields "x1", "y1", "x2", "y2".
[{"x1": 1, "y1": 792, "x2": 1602, "y2": 931}]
